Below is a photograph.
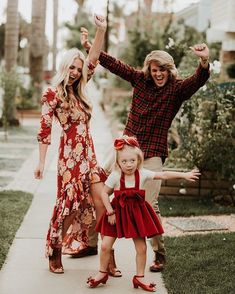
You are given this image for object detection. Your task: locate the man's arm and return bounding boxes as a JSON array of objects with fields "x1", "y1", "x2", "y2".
[
  {"x1": 176, "y1": 43, "x2": 210, "y2": 102},
  {"x1": 80, "y1": 27, "x2": 141, "y2": 84},
  {"x1": 189, "y1": 43, "x2": 210, "y2": 69}
]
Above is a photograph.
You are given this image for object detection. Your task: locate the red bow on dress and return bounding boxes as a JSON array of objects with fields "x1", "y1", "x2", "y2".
[
  {"x1": 115, "y1": 191, "x2": 144, "y2": 208},
  {"x1": 114, "y1": 136, "x2": 140, "y2": 150}
]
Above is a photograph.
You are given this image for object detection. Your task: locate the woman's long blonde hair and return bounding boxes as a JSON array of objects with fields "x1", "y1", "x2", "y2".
[
  {"x1": 142, "y1": 50, "x2": 178, "y2": 81},
  {"x1": 52, "y1": 48, "x2": 92, "y2": 119}
]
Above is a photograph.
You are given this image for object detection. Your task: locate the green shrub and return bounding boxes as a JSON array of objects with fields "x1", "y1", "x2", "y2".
[{"x1": 170, "y1": 80, "x2": 235, "y2": 181}]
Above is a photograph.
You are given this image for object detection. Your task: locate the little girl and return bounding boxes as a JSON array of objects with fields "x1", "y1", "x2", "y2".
[{"x1": 87, "y1": 135, "x2": 200, "y2": 292}]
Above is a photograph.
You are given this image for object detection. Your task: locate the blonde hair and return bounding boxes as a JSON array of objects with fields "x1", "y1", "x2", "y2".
[
  {"x1": 115, "y1": 144, "x2": 144, "y2": 170},
  {"x1": 52, "y1": 48, "x2": 92, "y2": 119},
  {"x1": 142, "y1": 50, "x2": 178, "y2": 80}
]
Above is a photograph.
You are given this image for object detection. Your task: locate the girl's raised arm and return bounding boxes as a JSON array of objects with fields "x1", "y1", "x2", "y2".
[{"x1": 153, "y1": 169, "x2": 201, "y2": 182}]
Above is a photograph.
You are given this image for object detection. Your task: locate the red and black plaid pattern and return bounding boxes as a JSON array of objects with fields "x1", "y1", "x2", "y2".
[{"x1": 99, "y1": 51, "x2": 210, "y2": 159}]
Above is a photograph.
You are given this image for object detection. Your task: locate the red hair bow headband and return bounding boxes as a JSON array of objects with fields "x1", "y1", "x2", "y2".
[{"x1": 114, "y1": 136, "x2": 140, "y2": 150}]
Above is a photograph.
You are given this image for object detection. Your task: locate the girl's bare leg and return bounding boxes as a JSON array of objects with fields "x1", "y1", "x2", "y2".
[
  {"x1": 133, "y1": 237, "x2": 147, "y2": 277},
  {"x1": 91, "y1": 236, "x2": 116, "y2": 281},
  {"x1": 133, "y1": 237, "x2": 156, "y2": 286},
  {"x1": 132, "y1": 237, "x2": 157, "y2": 290}
]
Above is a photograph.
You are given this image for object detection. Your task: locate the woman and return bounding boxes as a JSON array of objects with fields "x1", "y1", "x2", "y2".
[{"x1": 34, "y1": 15, "x2": 107, "y2": 274}]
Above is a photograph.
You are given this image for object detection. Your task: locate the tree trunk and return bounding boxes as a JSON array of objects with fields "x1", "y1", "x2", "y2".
[
  {"x1": 52, "y1": 0, "x2": 58, "y2": 74},
  {"x1": 105, "y1": 0, "x2": 110, "y2": 53},
  {"x1": 4, "y1": 0, "x2": 19, "y2": 71},
  {"x1": 2, "y1": 0, "x2": 19, "y2": 128},
  {"x1": 144, "y1": 0, "x2": 153, "y2": 31},
  {"x1": 29, "y1": 0, "x2": 46, "y2": 104}
]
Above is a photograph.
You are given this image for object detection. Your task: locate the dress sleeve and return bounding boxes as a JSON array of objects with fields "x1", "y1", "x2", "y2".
[
  {"x1": 105, "y1": 171, "x2": 120, "y2": 189},
  {"x1": 37, "y1": 88, "x2": 57, "y2": 145},
  {"x1": 86, "y1": 59, "x2": 97, "y2": 81}
]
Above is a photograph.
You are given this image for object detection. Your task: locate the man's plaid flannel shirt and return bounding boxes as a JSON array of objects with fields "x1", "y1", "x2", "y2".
[{"x1": 99, "y1": 51, "x2": 210, "y2": 159}]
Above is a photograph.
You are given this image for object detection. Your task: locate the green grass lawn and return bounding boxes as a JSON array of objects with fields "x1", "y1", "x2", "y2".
[
  {"x1": 0, "y1": 190, "x2": 33, "y2": 269},
  {"x1": 159, "y1": 197, "x2": 235, "y2": 217},
  {"x1": 163, "y1": 233, "x2": 235, "y2": 294},
  {"x1": 0, "y1": 125, "x2": 37, "y2": 188}
]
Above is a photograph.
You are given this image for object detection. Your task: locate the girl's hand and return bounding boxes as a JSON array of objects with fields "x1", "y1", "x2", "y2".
[
  {"x1": 184, "y1": 169, "x2": 201, "y2": 182},
  {"x1": 80, "y1": 27, "x2": 92, "y2": 50},
  {"x1": 189, "y1": 43, "x2": 209, "y2": 59},
  {"x1": 34, "y1": 162, "x2": 44, "y2": 179},
  {"x1": 94, "y1": 14, "x2": 107, "y2": 31},
  {"x1": 108, "y1": 215, "x2": 116, "y2": 225}
]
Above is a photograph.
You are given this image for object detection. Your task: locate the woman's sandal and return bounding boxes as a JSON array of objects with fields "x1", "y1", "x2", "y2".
[
  {"x1": 49, "y1": 248, "x2": 64, "y2": 274},
  {"x1": 87, "y1": 270, "x2": 109, "y2": 288},
  {"x1": 108, "y1": 249, "x2": 122, "y2": 277},
  {"x1": 49, "y1": 264, "x2": 64, "y2": 274}
]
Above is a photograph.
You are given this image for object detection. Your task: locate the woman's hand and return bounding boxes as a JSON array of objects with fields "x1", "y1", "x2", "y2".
[
  {"x1": 80, "y1": 27, "x2": 92, "y2": 50},
  {"x1": 184, "y1": 169, "x2": 201, "y2": 182},
  {"x1": 34, "y1": 162, "x2": 45, "y2": 179},
  {"x1": 94, "y1": 14, "x2": 107, "y2": 31}
]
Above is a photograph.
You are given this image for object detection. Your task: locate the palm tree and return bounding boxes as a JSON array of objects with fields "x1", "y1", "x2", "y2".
[
  {"x1": 29, "y1": 0, "x2": 46, "y2": 104},
  {"x1": 52, "y1": 0, "x2": 58, "y2": 74},
  {"x1": 2, "y1": 0, "x2": 20, "y2": 129},
  {"x1": 105, "y1": 0, "x2": 110, "y2": 52},
  {"x1": 4, "y1": 0, "x2": 19, "y2": 71},
  {"x1": 143, "y1": 0, "x2": 153, "y2": 31}
]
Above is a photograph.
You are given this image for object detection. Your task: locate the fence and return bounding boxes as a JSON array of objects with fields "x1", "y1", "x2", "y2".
[{"x1": 160, "y1": 171, "x2": 233, "y2": 198}]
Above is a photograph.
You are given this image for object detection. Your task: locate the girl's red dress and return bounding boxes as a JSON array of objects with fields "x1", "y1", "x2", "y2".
[{"x1": 96, "y1": 170, "x2": 164, "y2": 238}]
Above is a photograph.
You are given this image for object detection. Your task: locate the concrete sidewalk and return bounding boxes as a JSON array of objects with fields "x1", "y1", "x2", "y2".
[{"x1": 0, "y1": 81, "x2": 168, "y2": 294}]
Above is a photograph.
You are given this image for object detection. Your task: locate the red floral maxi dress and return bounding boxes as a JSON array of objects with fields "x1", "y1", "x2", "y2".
[{"x1": 37, "y1": 87, "x2": 105, "y2": 257}]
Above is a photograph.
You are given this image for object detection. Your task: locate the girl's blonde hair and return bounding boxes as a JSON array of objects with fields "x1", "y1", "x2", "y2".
[
  {"x1": 114, "y1": 135, "x2": 144, "y2": 170},
  {"x1": 142, "y1": 50, "x2": 178, "y2": 80},
  {"x1": 52, "y1": 48, "x2": 92, "y2": 119}
]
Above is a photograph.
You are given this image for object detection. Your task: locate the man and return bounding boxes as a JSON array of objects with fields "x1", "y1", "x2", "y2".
[{"x1": 76, "y1": 29, "x2": 210, "y2": 272}]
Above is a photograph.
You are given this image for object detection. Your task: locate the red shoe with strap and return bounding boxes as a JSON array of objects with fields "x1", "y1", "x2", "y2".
[
  {"x1": 87, "y1": 270, "x2": 109, "y2": 288},
  {"x1": 132, "y1": 275, "x2": 156, "y2": 292}
]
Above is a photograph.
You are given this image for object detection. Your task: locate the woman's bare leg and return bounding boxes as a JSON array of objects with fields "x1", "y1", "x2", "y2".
[
  {"x1": 62, "y1": 211, "x2": 78, "y2": 239},
  {"x1": 90, "y1": 181, "x2": 121, "y2": 276},
  {"x1": 49, "y1": 211, "x2": 77, "y2": 273},
  {"x1": 89, "y1": 236, "x2": 116, "y2": 282}
]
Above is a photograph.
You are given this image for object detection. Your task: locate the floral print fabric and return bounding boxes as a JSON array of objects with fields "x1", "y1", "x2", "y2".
[{"x1": 37, "y1": 87, "x2": 104, "y2": 257}]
